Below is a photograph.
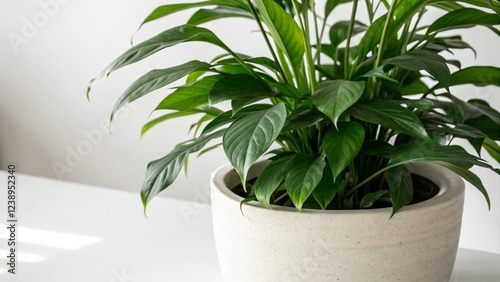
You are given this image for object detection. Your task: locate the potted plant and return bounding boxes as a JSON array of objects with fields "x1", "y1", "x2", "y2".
[{"x1": 88, "y1": 0, "x2": 500, "y2": 280}]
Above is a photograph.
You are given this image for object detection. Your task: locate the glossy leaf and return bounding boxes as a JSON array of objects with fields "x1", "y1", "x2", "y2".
[
  {"x1": 427, "y1": 8, "x2": 500, "y2": 34},
  {"x1": 312, "y1": 163, "x2": 341, "y2": 209},
  {"x1": 156, "y1": 75, "x2": 222, "y2": 110},
  {"x1": 201, "y1": 104, "x2": 272, "y2": 135},
  {"x1": 254, "y1": 154, "x2": 296, "y2": 209},
  {"x1": 312, "y1": 80, "x2": 365, "y2": 127},
  {"x1": 140, "y1": 0, "x2": 248, "y2": 27},
  {"x1": 322, "y1": 122, "x2": 365, "y2": 180},
  {"x1": 254, "y1": 0, "x2": 305, "y2": 73},
  {"x1": 484, "y1": 139, "x2": 500, "y2": 163},
  {"x1": 111, "y1": 61, "x2": 210, "y2": 121},
  {"x1": 142, "y1": 109, "x2": 203, "y2": 136},
  {"x1": 188, "y1": 7, "x2": 252, "y2": 25},
  {"x1": 350, "y1": 100, "x2": 429, "y2": 140},
  {"x1": 209, "y1": 74, "x2": 273, "y2": 105},
  {"x1": 387, "y1": 166, "x2": 413, "y2": 216},
  {"x1": 448, "y1": 66, "x2": 500, "y2": 87},
  {"x1": 384, "y1": 50, "x2": 450, "y2": 88},
  {"x1": 223, "y1": 103, "x2": 287, "y2": 189},
  {"x1": 141, "y1": 130, "x2": 225, "y2": 209},
  {"x1": 285, "y1": 154, "x2": 326, "y2": 212},
  {"x1": 88, "y1": 25, "x2": 236, "y2": 97},
  {"x1": 359, "y1": 66, "x2": 398, "y2": 83},
  {"x1": 360, "y1": 190, "x2": 389, "y2": 209}
]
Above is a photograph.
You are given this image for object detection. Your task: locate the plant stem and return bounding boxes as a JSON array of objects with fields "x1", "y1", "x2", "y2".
[
  {"x1": 246, "y1": 0, "x2": 288, "y2": 83},
  {"x1": 344, "y1": 0, "x2": 359, "y2": 80},
  {"x1": 374, "y1": 0, "x2": 398, "y2": 70}
]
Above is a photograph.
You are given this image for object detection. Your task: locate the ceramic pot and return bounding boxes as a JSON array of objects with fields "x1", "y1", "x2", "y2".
[{"x1": 210, "y1": 161, "x2": 465, "y2": 282}]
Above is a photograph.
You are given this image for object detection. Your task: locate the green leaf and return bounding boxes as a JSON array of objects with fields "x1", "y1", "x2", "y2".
[
  {"x1": 87, "y1": 25, "x2": 237, "y2": 98},
  {"x1": 201, "y1": 104, "x2": 272, "y2": 135},
  {"x1": 384, "y1": 50, "x2": 451, "y2": 88},
  {"x1": 360, "y1": 190, "x2": 389, "y2": 208},
  {"x1": 322, "y1": 122, "x2": 365, "y2": 180},
  {"x1": 329, "y1": 20, "x2": 367, "y2": 49},
  {"x1": 140, "y1": 0, "x2": 249, "y2": 27},
  {"x1": 312, "y1": 162, "x2": 341, "y2": 210},
  {"x1": 438, "y1": 162, "x2": 490, "y2": 209},
  {"x1": 254, "y1": 154, "x2": 296, "y2": 209},
  {"x1": 427, "y1": 8, "x2": 500, "y2": 35},
  {"x1": 254, "y1": 0, "x2": 305, "y2": 74},
  {"x1": 387, "y1": 166, "x2": 413, "y2": 217},
  {"x1": 448, "y1": 66, "x2": 500, "y2": 87},
  {"x1": 188, "y1": 7, "x2": 252, "y2": 25},
  {"x1": 111, "y1": 61, "x2": 210, "y2": 121},
  {"x1": 484, "y1": 139, "x2": 500, "y2": 163},
  {"x1": 156, "y1": 75, "x2": 222, "y2": 110},
  {"x1": 312, "y1": 80, "x2": 365, "y2": 127},
  {"x1": 361, "y1": 140, "x2": 397, "y2": 159},
  {"x1": 285, "y1": 154, "x2": 326, "y2": 212},
  {"x1": 223, "y1": 103, "x2": 287, "y2": 189},
  {"x1": 388, "y1": 140, "x2": 492, "y2": 170},
  {"x1": 270, "y1": 82, "x2": 306, "y2": 98},
  {"x1": 141, "y1": 130, "x2": 225, "y2": 209},
  {"x1": 465, "y1": 116, "x2": 500, "y2": 140},
  {"x1": 359, "y1": 66, "x2": 398, "y2": 83},
  {"x1": 209, "y1": 74, "x2": 273, "y2": 105},
  {"x1": 350, "y1": 100, "x2": 429, "y2": 140},
  {"x1": 283, "y1": 102, "x2": 324, "y2": 131}
]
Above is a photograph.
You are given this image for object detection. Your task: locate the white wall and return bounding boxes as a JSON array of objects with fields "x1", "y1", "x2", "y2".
[{"x1": 0, "y1": 1, "x2": 499, "y2": 253}]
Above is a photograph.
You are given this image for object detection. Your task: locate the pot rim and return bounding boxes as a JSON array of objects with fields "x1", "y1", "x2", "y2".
[{"x1": 210, "y1": 161, "x2": 465, "y2": 216}]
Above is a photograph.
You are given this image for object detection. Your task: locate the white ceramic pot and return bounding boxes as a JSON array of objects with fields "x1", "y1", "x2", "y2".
[{"x1": 210, "y1": 161, "x2": 465, "y2": 282}]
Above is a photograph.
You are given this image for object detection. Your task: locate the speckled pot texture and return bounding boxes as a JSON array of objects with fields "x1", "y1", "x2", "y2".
[{"x1": 211, "y1": 161, "x2": 465, "y2": 282}]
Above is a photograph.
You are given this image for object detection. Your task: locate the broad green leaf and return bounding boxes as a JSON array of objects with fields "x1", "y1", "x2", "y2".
[
  {"x1": 361, "y1": 140, "x2": 397, "y2": 159},
  {"x1": 254, "y1": 0, "x2": 305, "y2": 74},
  {"x1": 156, "y1": 75, "x2": 222, "y2": 110},
  {"x1": 427, "y1": 124, "x2": 489, "y2": 139},
  {"x1": 427, "y1": 8, "x2": 500, "y2": 35},
  {"x1": 312, "y1": 80, "x2": 365, "y2": 127},
  {"x1": 359, "y1": 66, "x2": 398, "y2": 83},
  {"x1": 312, "y1": 162, "x2": 341, "y2": 210},
  {"x1": 329, "y1": 20, "x2": 367, "y2": 49},
  {"x1": 223, "y1": 103, "x2": 287, "y2": 189},
  {"x1": 389, "y1": 140, "x2": 492, "y2": 169},
  {"x1": 360, "y1": 190, "x2": 389, "y2": 208},
  {"x1": 448, "y1": 66, "x2": 500, "y2": 87},
  {"x1": 87, "y1": 25, "x2": 236, "y2": 97},
  {"x1": 465, "y1": 116, "x2": 500, "y2": 140},
  {"x1": 387, "y1": 166, "x2": 413, "y2": 216},
  {"x1": 322, "y1": 122, "x2": 365, "y2": 180},
  {"x1": 209, "y1": 74, "x2": 273, "y2": 105},
  {"x1": 201, "y1": 104, "x2": 272, "y2": 135},
  {"x1": 270, "y1": 82, "x2": 305, "y2": 98},
  {"x1": 254, "y1": 154, "x2": 296, "y2": 209},
  {"x1": 283, "y1": 102, "x2": 324, "y2": 131},
  {"x1": 484, "y1": 139, "x2": 500, "y2": 163},
  {"x1": 438, "y1": 162, "x2": 490, "y2": 209},
  {"x1": 141, "y1": 130, "x2": 225, "y2": 209},
  {"x1": 426, "y1": 36, "x2": 476, "y2": 57},
  {"x1": 285, "y1": 154, "x2": 326, "y2": 212},
  {"x1": 111, "y1": 61, "x2": 210, "y2": 121},
  {"x1": 350, "y1": 100, "x2": 430, "y2": 140},
  {"x1": 399, "y1": 79, "x2": 429, "y2": 96},
  {"x1": 487, "y1": 0, "x2": 500, "y2": 16},
  {"x1": 188, "y1": 7, "x2": 252, "y2": 25},
  {"x1": 141, "y1": 0, "x2": 249, "y2": 27},
  {"x1": 384, "y1": 50, "x2": 450, "y2": 88}
]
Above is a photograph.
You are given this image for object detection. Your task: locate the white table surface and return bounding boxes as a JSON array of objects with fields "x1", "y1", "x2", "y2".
[{"x1": 1, "y1": 171, "x2": 499, "y2": 282}]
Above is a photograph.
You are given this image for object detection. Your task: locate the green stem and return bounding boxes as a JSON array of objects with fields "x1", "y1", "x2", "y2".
[
  {"x1": 374, "y1": 0, "x2": 398, "y2": 70},
  {"x1": 344, "y1": 0, "x2": 359, "y2": 80},
  {"x1": 348, "y1": 163, "x2": 398, "y2": 196},
  {"x1": 246, "y1": 0, "x2": 288, "y2": 83}
]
